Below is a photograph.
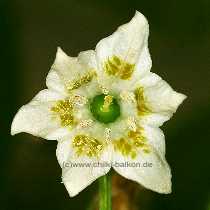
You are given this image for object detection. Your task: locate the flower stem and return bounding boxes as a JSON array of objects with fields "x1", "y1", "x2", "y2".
[{"x1": 99, "y1": 173, "x2": 112, "y2": 210}]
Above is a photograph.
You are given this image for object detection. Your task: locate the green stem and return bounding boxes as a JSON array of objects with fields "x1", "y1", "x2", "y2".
[{"x1": 99, "y1": 173, "x2": 112, "y2": 210}]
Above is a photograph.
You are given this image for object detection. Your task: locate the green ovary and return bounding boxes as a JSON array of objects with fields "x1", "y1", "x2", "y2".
[{"x1": 90, "y1": 94, "x2": 120, "y2": 124}]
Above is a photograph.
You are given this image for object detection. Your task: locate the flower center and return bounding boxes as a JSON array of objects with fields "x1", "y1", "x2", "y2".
[{"x1": 90, "y1": 94, "x2": 120, "y2": 124}]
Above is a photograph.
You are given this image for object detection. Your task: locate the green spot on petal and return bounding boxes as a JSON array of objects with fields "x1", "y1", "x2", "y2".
[
  {"x1": 104, "y1": 56, "x2": 135, "y2": 80},
  {"x1": 67, "y1": 70, "x2": 96, "y2": 91},
  {"x1": 113, "y1": 129, "x2": 150, "y2": 159},
  {"x1": 134, "y1": 87, "x2": 151, "y2": 116},
  {"x1": 51, "y1": 99, "x2": 74, "y2": 127},
  {"x1": 72, "y1": 134, "x2": 103, "y2": 157}
]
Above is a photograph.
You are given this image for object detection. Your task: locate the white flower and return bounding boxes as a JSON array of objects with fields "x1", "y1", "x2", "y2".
[{"x1": 11, "y1": 11, "x2": 186, "y2": 197}]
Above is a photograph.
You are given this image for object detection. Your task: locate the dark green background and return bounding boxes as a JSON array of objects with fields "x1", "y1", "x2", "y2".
[{"x1": 1, "y1": 0, "x2": 210, "y2": 209}]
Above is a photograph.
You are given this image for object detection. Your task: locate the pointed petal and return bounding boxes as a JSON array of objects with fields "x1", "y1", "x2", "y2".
[
  {"x1": 11, "y1": 89, "x2": 70, "y2": 140},
  {"x1": 138, "y1": 72, "x2": 186, "y2": 126},
  {"x1": 56, "y1": 127, "x2": 111, "y2": 197},
  {"x1": 112, "y1": 125, "x2": 171, "y2": 194},
  {"x1": 46, "y1": 48, "x2": 98, "y2": 95},
  {"x1": 95, "y1": 11, "x2": 151, "y2": 93}
]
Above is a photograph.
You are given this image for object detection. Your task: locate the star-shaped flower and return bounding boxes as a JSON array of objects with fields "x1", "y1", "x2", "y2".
[{"x1": 11, "y1": 11, "x2": 186, "y2": 197}]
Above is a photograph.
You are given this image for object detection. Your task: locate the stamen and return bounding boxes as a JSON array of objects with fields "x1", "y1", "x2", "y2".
[
  {"x1": 67, "y1": 70, "x2": 96, "y2": 91},
  {"x1": 70, "y1": 94, "x2": 87, "y2": 106},
  {"x1": 127, "y1": 116, "x2": 137, "y2": 132},
  {"x1": 113, "y1": 128, "x2": 150, "y2": 159},
  {"x1": 120, "y1": 91, "x2": 135, "y2": 103},
  {"x1": 134, "y1": 87, "x2": 151, "y2": 116},
  {"x1": 79, "y1": 119, "x2": 93, "y2": 128},
  {"x1": 104, "y1": 56, "x2": 135, "y2": 80},
  {"x1": 72, "y1": 134, "x2": 103, "y2": 157},
  {"x1": 99, "y1": 85, "x2": 109, "y2": 95},
  {"x1": 101, "y1": 95, "x2": 113, "y2": 112},
  {"x1": 104, "y1": 128, "x2": 111, "y2": 142},
  {"x1": 51, "y1": 99, "x2": 74, "y2": 127}
]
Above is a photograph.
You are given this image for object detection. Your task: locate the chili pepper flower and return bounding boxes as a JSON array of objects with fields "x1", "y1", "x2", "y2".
[{"x1": 11, "y1": 11, "x2": 186, "y2": 197}]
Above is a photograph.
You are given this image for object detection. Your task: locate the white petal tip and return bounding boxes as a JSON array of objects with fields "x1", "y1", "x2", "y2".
[
  {"x1": 62, "y1": 180, "x2": 82, "y2": 197},
  {"x1": 146, "y1": 178, "x2": 172, "y2": 194},
  {"x1": 10, "y1": 128, "x2": 17, "y2": 136},
  {"x1": 174, "y1": 92, "x2": 187, "y2": 110},
  {"x1": 65, "y1": 188, "x2": 79, "y2": 197},
  {"x1": 10, "y1": 105, "x2": 33, "y2": 137},
  {"x1": 181, "y1": 93, "x2": 187, "y2": 101},
  {"x1": 158, "y1": 184, "x2": 172, "y2": 194},
  {"x1": 56, "y1": 47, "x2": 69, "y2": 60},
  {"x1": 61, "y1": 169, "x2": 110, "y2": 197},
  {"x1": 138, "y1": 176, "x2": 172, "y2": 194},
  {"x1": 10, "y1": 112, "x2": 22, "y2": 136},
  {"x1": 57, "y1": 46, "x2": 64, "y2": 53},
  {"x1": 134, "y1": 10, "x2": 148, "y2": 25},
  {"x1": 135, "y1": 10, "x2": 146, "y2": 18}
]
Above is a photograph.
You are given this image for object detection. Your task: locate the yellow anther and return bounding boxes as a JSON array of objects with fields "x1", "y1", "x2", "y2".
[
  {"x1": 99, "y1": 85, "x2": 109, "y2": 95},
  {"x1": 104, "y1": 56, "x2": 135, "y2": 80},
  {"x1": 104, "y1": 128, "x2": 111, "y2": 143},
  {"x1": 51, "y1": 99, "x2": 74, "y2": 127},
  {"x1": 134, "y1": 87, "x2": 151, "y2": 116},
  {"x1": 72, "y1": 134, "x2": 103, "y2": 157},
  {"x1": 127, "y1": 116, "x2": 137, "y2": 132},
  {"x1": 113, "y1": 128, "x2": 150, "y2": 159},
  {"x1": 120, "y1": 91, "x2": 135, "y2": 103},
  {"x1": 71, "y1": 95, "x2": 87, "y2": 106},
  {"x1": 67, "y1": 70, "x2": 96, "y2": 91},
  {"x1": 79, "y1": 119, "x2": 93, "y2": 128}
]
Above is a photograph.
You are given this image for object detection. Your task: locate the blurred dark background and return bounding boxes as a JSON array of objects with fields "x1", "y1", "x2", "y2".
[{"x1": 1, "y1": 0, "x2": 210, "y2": 209}]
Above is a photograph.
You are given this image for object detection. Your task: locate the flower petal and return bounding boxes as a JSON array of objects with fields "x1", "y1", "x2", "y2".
[
  {"x1": 95, "y1": 11, "x2": 151, "y2": 93},
  {"x1": 142, "y1": 124, "x2": 166, "y2": 155},
  {"x1": 137, "y1": 72, "x2": 187, "y2": 126},
  {"x1": 112, "y1": 125, "x2": 171, "y2": 194},
  {"x1": 46, "y1": 47, "x2": 98, "y2": 95},
  {"x1": 56, "y1": 127, "x2": 112, "y2": 197},
  {"x1": 11, "y1": 89, "x2": 70, "y2": 140}
]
